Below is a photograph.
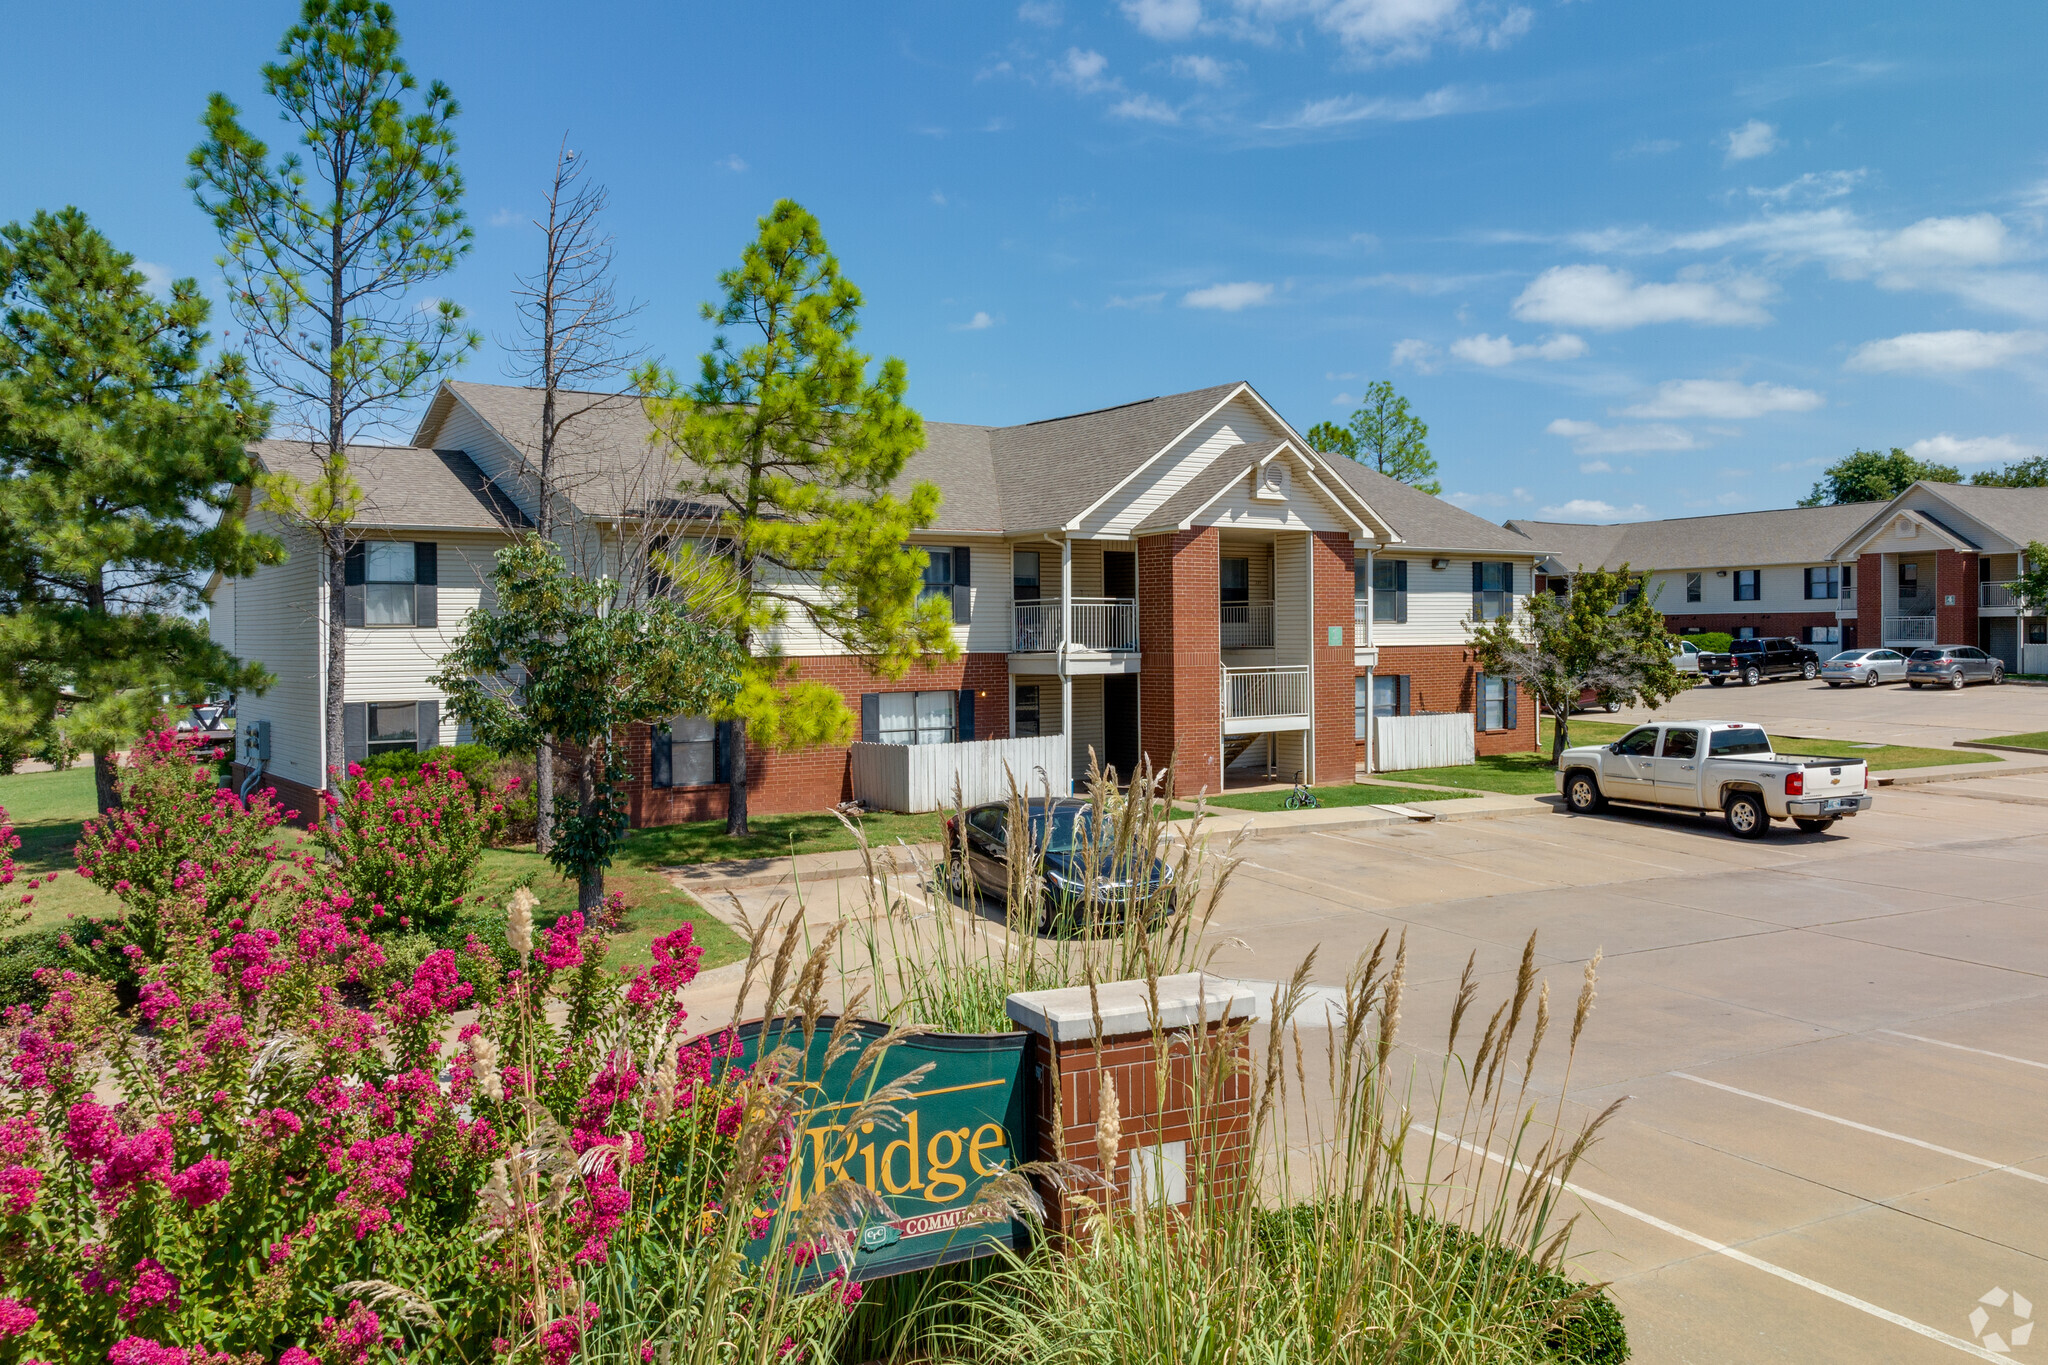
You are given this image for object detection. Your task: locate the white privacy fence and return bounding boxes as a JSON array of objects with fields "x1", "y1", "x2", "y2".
[
  {"x1": 2023, "y1": 643, "x2": 2048, "y2": 676},
  {"x1": 849, "y1": 735, "x2": 1073, "y2": 813},
  {"x1": 1374, "y1": 713, "x2": 1475, "y2": 772}
]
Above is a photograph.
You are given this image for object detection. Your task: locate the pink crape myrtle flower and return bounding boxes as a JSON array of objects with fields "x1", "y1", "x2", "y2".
[{"x1": 164, "y1": 1156, "x2": 231, "y2": 1209}]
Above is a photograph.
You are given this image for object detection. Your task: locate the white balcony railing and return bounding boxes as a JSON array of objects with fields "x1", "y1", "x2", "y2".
[
  {"x1": 1982, "y1": 580, "x2": 2021, "y2": 609},
  {"x1": 1011, "y1": 597, "x2": 1138, "y2": 653},
  {"x1": 1885, "y1": 615, "x2": 1938, "y2": 643},
  {"x1": 1222, "y1": 665, "x2": 1309, "y2": 722},
  {"x1": 1221, "y1": 601, "x2": 1275, "y2": 649},
  {"x1": 1839, "y1": 585, "x2": 1855, "y2": 606}
]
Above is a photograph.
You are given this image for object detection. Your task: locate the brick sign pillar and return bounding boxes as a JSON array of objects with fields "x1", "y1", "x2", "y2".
[{"x1": 1006, "y1": 974, "x2": 1256, "y2": 1235}]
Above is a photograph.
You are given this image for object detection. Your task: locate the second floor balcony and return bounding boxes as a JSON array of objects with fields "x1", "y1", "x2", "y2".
[
  {"x1": 1013, "y1": 597, "x2": 1138, "y2": 653},
  {"x1": 1222, "y1": 665, "x2": 1310, "y2": 734},
  {"x1": 1982, "y1": 580, "x2": 2024, "y2": 610},
  {"x1": 1221, "y1": 600, "x2": 1274, "y2": 649}
]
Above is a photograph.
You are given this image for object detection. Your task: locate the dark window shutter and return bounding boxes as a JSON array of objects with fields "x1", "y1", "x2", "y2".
[
  {"x1": 957, "y1": 688, "x2": 975, "y2": 742},
  {"x1": 1395, "y1": 560, "x2": 1409, "y2": 623},
  {"x1": 1474, "y1": 672, "x2": 1488, "y2": 729},
  {"x1": 1396, "y1": 675, "x2": 1411, "y2": 716},
  {"x1": 860, "y1": 693, "x2": 880, "y2": 743},
  {"x1": 1472, "y1": 561, "x2": 1485, "y2": 592},
  {"x1": 344, "y1": 544, "x2": 365, "y2": 586},
  {"x1": 415, "y1": 585, "x2": 437, "y2": 629},
  {"x1": 342, "y1": 702, "x2": 368, "y2": 769},
  {"x1": 952, "y1": 546, "x2": 972, "y2": 624},
  {"x1": 342, "y1": 543, "x2": 365, "y2": 628},
  {"x1": 413, "y1": 542, "x2": 437, "y2": 585},
  {"x1": 651, "y1": 723, "x2": 673, "y2": 789},
  {"x1": 416, "y1": 700, "x2": 438, "y2": 753},
  {"x1": 1503, "y1": 562, "x2": 1514, "y2": 595},
  {"x1": 714, "y1": 720, "x2": 732, "y2": 784},
  {"x1": 1505, "y1": 679, "x2": 1519, "y2": 731}
]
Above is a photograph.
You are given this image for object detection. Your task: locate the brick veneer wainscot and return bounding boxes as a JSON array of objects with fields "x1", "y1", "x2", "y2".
[
  {"x1": 1367, "y1": 644, "x2": 1538, "y2": 760},
  {"x1": 1311, "y1": 531, "x2": 1358, "y2": 783},
  {"x1": 1935, "y1": 547, "x2": 1980, "y2": 648},
  {"x1": 1138, "y1": 527, "x2": 1223, "y2": 796}
]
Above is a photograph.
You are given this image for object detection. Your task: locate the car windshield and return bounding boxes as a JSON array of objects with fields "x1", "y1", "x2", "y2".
[
  {"x1": 1708, "y1": 727, "x2": 1772, "y2": 756},
  {"x1": 1909, "y1": 649, "x2": 1948, "y2": 661},
  {"x1": 1028, "y1": 806, "x2": 1096, "y2": 854},
  {"x1": 1829, "y1": 650, "x2": 1870, "y2": 661}
]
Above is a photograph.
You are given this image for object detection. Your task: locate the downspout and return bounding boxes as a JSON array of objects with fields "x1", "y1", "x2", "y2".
[
  {"x1": 317, "y1": 545, "x2": 329, "y2": 793},
  {"x1": 1363, "y1": 546, "x2": 1375, "y2": 777}
]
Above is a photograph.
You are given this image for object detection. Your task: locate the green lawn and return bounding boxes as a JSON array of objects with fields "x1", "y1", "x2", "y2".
[
  {"x1": 621, "y1": 809, "x2": 946, "y2": 867},
  {"x1": 1540, "y1": 718, "x2": 1996, "y2": 773},
  {"x1": 1367, "y1": 753, "x2": 1562, "y2": 795},
  {"x1": 1196, "y1": 782, "x2": 1483, "y2": 813},
  {"x1": 0, "y1": 766, "x2": 746, "y2": 971},
  {"x1": 1976, "y1": 731, "x2": 2048, "y2": 751}
]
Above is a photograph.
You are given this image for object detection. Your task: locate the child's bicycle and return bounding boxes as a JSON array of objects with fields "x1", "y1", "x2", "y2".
[{"x1": 1281, "y1": 770, "x2": 1320, "y2": 810}]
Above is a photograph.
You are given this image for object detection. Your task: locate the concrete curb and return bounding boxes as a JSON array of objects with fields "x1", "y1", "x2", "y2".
[
  {"x1": 1951, "y1": 739, "x2": 2048, "y2": 756},
  {"x1": 1875, "y1": 759, "x2": 2048, "y2": 786}
]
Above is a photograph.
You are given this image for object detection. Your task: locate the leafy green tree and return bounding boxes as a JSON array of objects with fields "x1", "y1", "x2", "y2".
[
  {"x1": 190, "y1": 0, "x2": 477, "y2": 793},
  {"x1": 431, "y1": 535, "x2": 743, "y2": 911},
  {"x1": 1468, "y1": 565, "x2": 1686, "y2": 766},
  {"x1": 1309, "y1": 381, "x2": 1440, "y2": 494},
  {"x1": 0, "y1": 208, "x2": 280, "y2": 812},
  {"x1": 2011, "y1": 540, "x2": 2048, "y2": 617},
  {"x1": 1798, "y1": 447, "x2": 1960, "y2": 506},
  {"x1": 641, "y1": 200, "x2": 957, "y2": 837},
  {"x1": 1970, "y1": 455, "x2": 2048, "y2": 488}
]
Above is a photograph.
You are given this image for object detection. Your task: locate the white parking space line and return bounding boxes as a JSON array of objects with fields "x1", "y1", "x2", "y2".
[
  {"x1": 1670, "y1": 1072, "x2": 2048, "y2": 1187},
  {"x1": 1880, "y1": 1030, "x2": 2048, "y2": 1073},
  {"x1": 1411, "y1": 1123, "x2": 2015, "y2": 1364}
]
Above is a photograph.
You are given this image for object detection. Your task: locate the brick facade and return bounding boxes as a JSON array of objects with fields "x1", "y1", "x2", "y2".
[
  {"x1": 1311, "y1": 531, "x2": 1357, "y2": 784},
  {"x1": 1857, "y1": 552, "x2": 1883, "y2": 650},
  {"x1": 1935, "y1": 548, "x2": 1980, "y2": 648},
  {"x1": 1367, "y1": 644, "x2": 1539, "y2": 761},
  {"x1": 228, "y1": 766, "x2": 324, "y2": 829},
  {"x1": 1137, "y1": 528, "x2": 1222, "y2": 796}
]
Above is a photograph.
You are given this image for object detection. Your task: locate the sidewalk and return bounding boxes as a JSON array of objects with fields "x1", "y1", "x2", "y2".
[{"x1": 1173, "y1": 790, "x2": 1550, "y2": 839}]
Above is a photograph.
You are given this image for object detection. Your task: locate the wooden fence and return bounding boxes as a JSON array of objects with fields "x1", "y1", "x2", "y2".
[
  {"x1": 849, "y1": 735, "x2": 1073, "y2": 813},
  {"x1": 1374, "y1": 712, "x2": 1475, "y2": 772}
]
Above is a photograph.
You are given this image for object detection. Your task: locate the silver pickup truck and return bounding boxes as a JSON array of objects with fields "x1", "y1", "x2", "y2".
[{"x1": 1556, "y1": 720, "x2": 1873, "y2": 838}]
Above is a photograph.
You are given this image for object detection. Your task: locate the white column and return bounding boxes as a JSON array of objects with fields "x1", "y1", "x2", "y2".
[{"x1": 1060, "y1": 537, "x2": 1074, "y2": 775}]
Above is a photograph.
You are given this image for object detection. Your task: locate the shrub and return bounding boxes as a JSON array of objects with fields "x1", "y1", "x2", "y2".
[
  {"x1": 312, "y1": 762, "x2": 490, "y2": 933},
  {"x1": 364, "y1": 745, "x2": 537, "y2": 850},
  {"x1": 1683, "y1": 632, "x2": 1733, "y2": 654}
]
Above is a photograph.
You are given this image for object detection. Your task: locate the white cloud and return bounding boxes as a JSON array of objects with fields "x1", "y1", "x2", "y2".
[
  {"x1": 1106, "y1": 291, "x2": 1167, "y2": 309},
  {"x1": 951, "y1": 311, "x2": 998, "y2": 331},
  {"x1": 1448, "y1": 332, "x2": 1587, "y2": 366},
  {"x1": 488, "y1": 208, "x2": 521, "y2": 228},
  {"x1": 1578, "y1": 460, "x2": 1612, "y2": 474},
  {"x1": 1722, "y1": 119, "x2": 1780, "y2": 163},
  {"x1": 1620, "y1": 136, "x2": 1681, "y2": 158},
  {"x1": 1746, "y1": 169, "x2": 1865, "y2": 205},
  {"x1": 1512, "y1": 264, "x2": 1772, "y2": 329},
  {"x1": 1234, "y1": 0, "x2": 1534, "y2": 62},
  {"x1": 1262, "y1": 84, "x2": 1498, "y2": 131},
  {"x1": 930, "y1": 190, "x2": 948, "y2": 206},
  {"x1": 1446, "y1": 490, "x2": 1509, "y2": 509},
  {"x1": 136, "y1": 261, "x2": 175, "y2": 297},
  {"x1": 1183, "y1": 280, "x2": 1274, "y2": 311},
  {"x1": 1540, "y1": 499, "x2": 1651, "y2": 520},
  {"x1": 717, "y1": 154, "x2": 748, "y2": 172},
  {"x1": 1880, "y1": 213, "x2": 2010, "y2": 268},
  {"x1": 1171, "y1": 53, "x2": 1232, "y2": 84},
  {"x1": 1356, "y1": 271, "x2": 1507, "y2": 295},
  {"x1": 1017, "y1": 0, "x2": 1062, "y2": 24},
  {"x1": 1546, "y1": 418, "x2": 1700, "y2": 455},
  {"x1": 1844, "y1": 329, "x2": 2048, "y2": 374},
  {"x1": 1123, "y1": 0, "x2": 1202, "y2": 39},
  {"x1": 1904, "y1": 433, "x2": 2042, "y2": 466},
  {"x1": 1112, "y1": 93, "x2": 1181, "y2": 123},
  {"x1": 1619, "y1": 379, "x2": 1823, "y2": 419},
  {"x1": 1055, "y1": 48, "x2": 1116, "y2": 92},
  {"x1": 1390, "y1": 338, "x2": 1440, "y2": 371}
]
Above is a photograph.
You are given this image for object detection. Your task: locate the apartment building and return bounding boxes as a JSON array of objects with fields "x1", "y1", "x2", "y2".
[{"x1": 212, "y1": 379, "x2": 1542, "y2": 821}]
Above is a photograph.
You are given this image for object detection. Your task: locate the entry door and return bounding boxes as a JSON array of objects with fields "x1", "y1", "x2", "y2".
[{"x1": 1102, "y1": 673, "x2": 1139, "y2": 782}]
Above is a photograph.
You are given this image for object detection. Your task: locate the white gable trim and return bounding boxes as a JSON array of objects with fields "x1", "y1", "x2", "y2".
[
  {"x1": 1829, "y1": 485, "x2": 1990, "y2": 559},
  {"x1": 1064, "y1": 383, "x2": 1257, "y2": 531},
  {"x1": 1160, "y1": 438, "x2": 1375, "y2": 537}
]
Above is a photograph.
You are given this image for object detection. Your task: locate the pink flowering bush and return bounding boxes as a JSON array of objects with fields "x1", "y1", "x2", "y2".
[{"x1": 312, "y1": 762, "x2": 488, "y2": 933}]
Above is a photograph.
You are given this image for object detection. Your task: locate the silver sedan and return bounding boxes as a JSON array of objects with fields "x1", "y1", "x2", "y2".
[{"x1": 1821, "y1": 647, "x2": 1908, "y2": 688}]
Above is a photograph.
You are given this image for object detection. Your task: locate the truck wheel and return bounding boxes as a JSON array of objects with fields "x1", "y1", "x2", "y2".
[
  {"x1": 1801, "y1": 661, "x2": 1818, "y2": 680},
  {"x1": 1709, "y1": 677, "x2": 1726, "y2": 687},
  {"x1": 1724, "y1": 791, "x2": 1769, "y2": 839},
  {"x1": 1793, "y1": 817, "x2": 1837, "y2": 834},
  {"x1": 1948, "y1": 670, "x2": 1966, "y2": 691},
  {"x1": 1564, "y1": 771, "x2": 1606, "y2": 814},
  {"x1": 1743, "y1": 666, "x2": 1761, "y2": 686}
]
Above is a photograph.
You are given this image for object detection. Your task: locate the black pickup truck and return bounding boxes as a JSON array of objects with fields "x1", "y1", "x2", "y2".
[{"x1": 1700, "y1": 637, "x2": 1821, "y2": 687}]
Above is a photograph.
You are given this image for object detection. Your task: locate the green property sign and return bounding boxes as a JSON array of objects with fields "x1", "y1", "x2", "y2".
[{"x1": 730, "y1": 1017, "x2": 1034, "y2": 1282}]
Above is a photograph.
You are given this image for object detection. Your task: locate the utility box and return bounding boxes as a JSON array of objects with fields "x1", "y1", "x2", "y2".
[{"x1": 240, "y1": 719, "x2": 270, "y2": 766}]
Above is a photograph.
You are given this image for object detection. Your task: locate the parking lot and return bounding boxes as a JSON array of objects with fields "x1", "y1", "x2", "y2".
[{"x1": 1610, "y1": 673, "x2": 2048, "y2": 751}]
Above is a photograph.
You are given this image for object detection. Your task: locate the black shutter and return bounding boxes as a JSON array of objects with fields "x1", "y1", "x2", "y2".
[
  {"x1": 416, "y1": 699, "x2": 438, "y2": 753},
  {"x1": 343, "y1": 544, "x2": 365, "y2": 629},
  {"x1": 1394, "y1": 560, "x2": 1408, "y2": 624},
  {"x1": 1472, "y1": 561, "x2": 1485, "y2": 593},
  {"x1": 1505, "y1": 679, "x2": 1519, "y2": 731},
  {"x1": 952, "y1": 546, "x2": 972, "y2": 624},
  {"x1": 1396, "y1": 675, "x2": 1411, "y2": 716},
  {"x1": 860, "y1": 694, "x2": 880, "y2": 743},
  {"x1": 714, "y1": 720, "x2": 732, "y2": 784},
  {"x1": 414, "y1": 542, "x2": 438, "y2": 628},
  {"x1": 1474, "y1": 672, "x2": 1488, "y2": 730},
  {"x1": 957, "y1": 688, "x2": 975, "y2": 743},
  {"x1": 342, "y1": 702, "x2": 368, "y2": 768},
  {"x1": 1502, "y1": 562, "x2": 1514, "y2": 595},
  {"x1": 650, "y1": 723, "x2": 672, "y2": 789}
]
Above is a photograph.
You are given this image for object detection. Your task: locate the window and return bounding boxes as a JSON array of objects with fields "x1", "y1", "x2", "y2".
[
  {"x1": 2029, "y1": 617, "x2": 2047, "y2": 645},
  {"x1": 1616, "y1": 727, "x2": 1659, "y2": 756},
  {"x1": 1014, "y1": 683, "x2": 1041, "y2": 737},
  {"x1": 1805, "y1": 625, "x2": 1840, "y2": 645},
  {"x1": 1372, "y1": 674, "x2": 1401, "y2": 718},
  {"x1": 1899, "y1": 561, "x2": 1919, "y2": 594},
  {"x1": 1012, "y1": 550, "x2": 1040, "y2": 601},
  {"x1": 1735, "y1": 626, "x2": 1756, "y2": 639},
  {"x1": 1685, "y1": 572, "x2": 1702, "y2": 603},
  {"x1": 921, "y1": 548, "x2": 955, "y2": 605},
  {"x1": 968, "y1": 807, "x2": 1006, "y2": 839},
  {"x1": 1804, "y1": 567, "x2": 1839, "y2": 600},
  {"x1": 864, "y1": 690, "x2": 961, "y2": 745},
  {"x1": 1354, "y1": 556, "x2": 1369, "y2": 624},
  {"x1": 1472, "y1": 562, "x2": 1515, "y2": 621},
  {"x1": 1841, "y1": 564, "x2": 1853, "y2": 590},
  {"x1": 1733, "y1": 569, "x2": 1760, "y2": 602},
  {"x1": 1354, "y1": 677, "x2": 1369, "y2": 740},
  {"x1": 1661, "y1": 728, "x2": 1699, "y2": 759},
  {"x1": 1708, "y1": 727, "x2": 1771, "y2": 757},
  {"x1": 367, "y1": 702, "x2": 419, "y2": 757},
  {"x1": 344, "y1": 540, "x2": 436, "y2": 630},
  {"x1": 1220, "y1": 557, "x2": 1250, "y2": 605},
  {"x1": 651, "y1": 716, "x2": 721, "y2": 789},
  {"x1": 1373, "y1": 559, "x2": 1408, "y2": 623},
  {"x1": 1477, "y1": 673, "x2": 1506, "y2": 731},
  {"x1": 919, "y1": 546, "x2": 972, "y2": 623}
]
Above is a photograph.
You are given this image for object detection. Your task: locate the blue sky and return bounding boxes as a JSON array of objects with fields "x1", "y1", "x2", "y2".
[{"x1": 5, "y1": 0, "x2": 2046, "y2": 523}]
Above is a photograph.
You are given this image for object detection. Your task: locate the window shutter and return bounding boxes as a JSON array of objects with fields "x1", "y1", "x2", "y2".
[
  {"x1": 1502, "y1": 562, "x2": 1514, "y2": 595},
  {"x1": 1396, "y1": 675, "x2": 1411, "y2": 716},
  {"x1": 414, "y1": 542, "x2": 438, "y2": 628},
  {"x1": 714, "y1": 720, "x2": 732, "y2": 784},
  {"x1": 416, "y1": 700, "x2": 438, "y2": 753},
  {"x1": 342, "y1": 544, "x2": 365, "y2": 629},
  {"x1": 344, "y1": 544, "x2": 366, "y2": 585},
  {"x1": 342, "y1": 702, "x2": 368, "y2": 768},
  {"x1": 952, "y1": 545, "x2": 972, "y2": 624},
  {"x1": 1472, "y1": 561, "x2": 1485, "y2": 593},
  {"x1": 860, "y1": 694, "x2": 880, "y2": 743},
  {"x1": 651, "y1": 723, "x2": 673, "y2": 789},
  {"x1": 1475, "y1": 672, "x2": 1488, "y2": 729},
  {"x1": 1505, "y1": 679, "x2": 1518, "y2": 731},
  {"x1": 957, "y1": 687, "x2": 975, "y2": 742},
  {"x1": 1394, "y1": 560, "x2": 1408, "y2": 623}
]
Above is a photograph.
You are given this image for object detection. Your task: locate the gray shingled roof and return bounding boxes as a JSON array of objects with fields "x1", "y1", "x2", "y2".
[
  {"x1": 1321, "y1": 461, "x2": 1547, "y2": 554},
  {"x1": 1879, "y1": 483, "x2": 2048, "y2": 551},
  {"x1": 1506, "y1": 501, "x2": 1884, "y2": 570},
  {"x1": 248, "y1": 441, "x2": 530, "y2": 531}
]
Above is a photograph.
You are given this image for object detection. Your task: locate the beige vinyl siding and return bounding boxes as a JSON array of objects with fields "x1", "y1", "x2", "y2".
[
  {"x1": 1273, "y1": 533, "x2": 1311, "y2": 665},
  {"x1": 1082, "y1": 398, "x2": 1285, "y2": 539},
  {"x1": 230, "y1": 510, "x2": 323, "y2": 790},
  {"x1": 1067, "y1": 673, "x2": 1105, "y2": 778},
  {"x1": 343, "y1": 531, "x2": 510, "y2": 747},
  {"x1": 1370, "y1": 556, "x2": 1534, "y2": 647},
  {"x1": 1217, "y1": 535, "x2": 1275, "y2": 666},
  {"x1": 760, "y1": 536, "x2": 1016, "y2": 657},
  {"x1": 1647, "y1": 566, "x2": 1846, "y2": 616},
  {"x1": 1195, "y1": 461, "x2": 1353, "y2": 534},
  {"x1": 431, "y1": 394, "x2": 536, "y2": 521},
  {"x1": 208, "y1": 580, "x2": 234, "y2": 651}
]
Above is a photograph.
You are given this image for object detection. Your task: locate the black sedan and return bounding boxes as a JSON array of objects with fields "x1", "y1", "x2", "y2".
[{"x1": 943, "y1": 797, "x2": 1174, "y2": 934}]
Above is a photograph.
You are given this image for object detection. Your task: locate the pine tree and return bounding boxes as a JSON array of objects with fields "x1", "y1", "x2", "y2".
[
  {"x1": 0, "y1": 208, "x2": 281, "y2": 811},
  {"x1": 642, "y1": 201, "x2": 957, "y2": 836},
  {"x1": 190, "y1": 0, "x2": 477, "y2": 795},
  {"x1": 1310, "y1": 382, "x2": 1440, "y2": 494}
]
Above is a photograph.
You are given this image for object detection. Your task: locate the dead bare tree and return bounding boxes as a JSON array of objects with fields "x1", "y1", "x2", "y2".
[{"x1": 504, "y1": 137, "x2": 644, "y2": 853}]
